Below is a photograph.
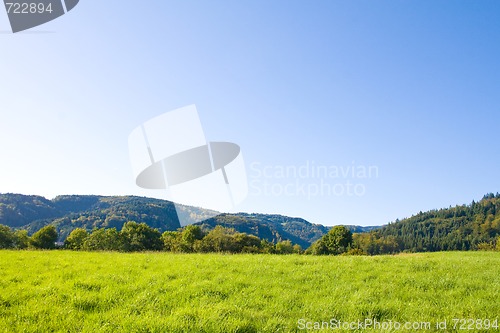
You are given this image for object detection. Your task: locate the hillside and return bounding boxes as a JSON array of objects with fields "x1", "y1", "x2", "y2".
[
  {"x1": 0, "y1": 194, "x2": 208, "y2": 241},
  {"x1": 358, "y1": 193, "x2": 500, "y2": 254},
  {"x1": 0, "y1": 194, "x2": 334, "y2": 247},
  {"x1": 2, "y1": 193, "x2": 499, "y2": 252},
  {"x1": 344, "y1": 225, "x2": 380, "y2": 233},
  {"x1": 196, "y1": 213, "x2": 330, "y2": 249},
  {"x1": 0, "y1": 194, "x2": 60, "y2": 227}
]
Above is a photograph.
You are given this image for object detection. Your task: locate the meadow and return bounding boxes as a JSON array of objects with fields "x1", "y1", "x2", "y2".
[{"x1": 0, "y1": 251, "x2": 499, "y2": 332}]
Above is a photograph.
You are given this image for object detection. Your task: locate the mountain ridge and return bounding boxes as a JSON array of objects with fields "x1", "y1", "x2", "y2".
[
  {"x1": 0, "y1": 193, "x2": 348, "y2": 247},
  {"x1": 2, "y1": 192, "x2": 499, "y2": 252}
]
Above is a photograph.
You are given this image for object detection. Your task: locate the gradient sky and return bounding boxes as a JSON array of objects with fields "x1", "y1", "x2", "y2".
[{"x1": 1, "y1": 1, "x2": 499, "y2": 226}]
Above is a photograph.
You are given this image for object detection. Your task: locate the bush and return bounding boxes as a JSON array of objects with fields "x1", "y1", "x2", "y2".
[
  {"x1": 0, "y1": 225, "x2": 14, "y2": 249},
  {"x1": 121, "y1": 222, "x2": 163, "y2": 252},
  {"x1": 199, "y1": 226, "x2": 235, "y2": 253},
  {"x1": 275, "y1": 240, "x2": 294, "y2": 254},
  {"x1": 260, "y1": 240, "x2": 276, "y2": 254},
  {"x1": 307, "y1": 226, "x2": 353, "y2": 255},
  {"x1": 477, "y1": 242, "x2": 495, "y2": 251},
  {"x1": 13, "y1": 230, "x2": 30, "y2": 249},
  {"x1": 82, "y1": 228, "x2": 123, "y2": 251},
  {"x1": 161, "y1": 231, "x2": 181, "y2": 252},
  {"x1": 30, "y1": 225, "x2": 58, "y2": 249},
  {"x1": 65, "y1": 228, "x2": 89, "y2": 250},
  {"x1": 292, "y1": 244, "x2": 303, "y2": 254},
  {"x1": 344, "y1": 248, "x2": 366, "y2": 256},
  {"x1": 179, "y1": 225, "x2": 204, "y2": 252}
]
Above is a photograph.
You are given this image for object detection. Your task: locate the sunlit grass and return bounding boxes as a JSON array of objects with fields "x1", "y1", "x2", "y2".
[{"x1": 0, "y1": 251, "x2": 499, "y2": 332}]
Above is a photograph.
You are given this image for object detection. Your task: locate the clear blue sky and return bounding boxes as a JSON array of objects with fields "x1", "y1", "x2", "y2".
[{"x1": 1, "y1": 1, "x2": 499, "y2": 226}]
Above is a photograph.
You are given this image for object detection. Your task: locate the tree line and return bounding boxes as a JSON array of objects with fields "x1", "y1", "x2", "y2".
[
  {"x1": 0, "y1": 222, "x2": 363, "y2": 255},
  {"x1": 2, "y1": 196, "x2": 500, "y2": 255}
]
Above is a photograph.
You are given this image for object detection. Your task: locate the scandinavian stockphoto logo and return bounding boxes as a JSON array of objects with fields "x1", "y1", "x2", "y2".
[
  {"x1": 128, "y1": 105, "x2": 248, "y2": 227},
  {"x1": 3, "y1": 0, "x2": 79, "y2": 33}
]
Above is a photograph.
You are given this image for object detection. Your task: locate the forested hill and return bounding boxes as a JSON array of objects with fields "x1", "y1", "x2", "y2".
[
  {"x1": 196, "y1": 214, "x2": 379, "y2": 249},
  {"x1": 0, "y1": 194, "x2": 206, "y2": 240},
  {"x1": 0, "y1": 194, "x2": 335, "y2": 247},
  {"x1": 357, "y1": 193, "x2": 500, "y2": 254},
  {"x1": 197, "y1": 213, "x2": 330, "y2": 249},
  {"x1": 2, "y1": 193, "x2": 499, "y2": 253}
]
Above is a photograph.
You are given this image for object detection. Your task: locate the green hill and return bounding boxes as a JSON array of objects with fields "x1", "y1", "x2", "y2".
[
  {"x1": 197, "y1": 213, "x2": 330, "y2": 249},
  {"x1": 357, "y1": 193, "x2": 500, "y2": 254},
  {"x1": 0, "y1": 194, "x2": 334, "y2": 247},
  {"x1": 0, "y1": 194, "x2": 60, "y2": 227},
  {"x1": 7, "y1": 192, "x2": 498, "y2": 253},
  {"x1": 0, "y1": 194, "x2": 185, "y2": 240}
]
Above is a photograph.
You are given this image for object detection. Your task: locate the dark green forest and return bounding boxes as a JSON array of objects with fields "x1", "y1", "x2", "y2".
[
  {"x1": 355, "y1": 193, "x2": 500, "y2": 254},
  {"x1": 1, "y1": 193, "x2": 500, "y2": 255}
]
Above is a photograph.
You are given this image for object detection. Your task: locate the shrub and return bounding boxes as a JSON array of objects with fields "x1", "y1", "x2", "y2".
[
  {"x1": 477, "y1": 242, "x2": 495, "y2": 251},
  {"x1": 65, "y1": 228, "x2": 89, "y2": 250},
  {"x1": 30, "y1": 225, "x2": 58, "y2": 249}
]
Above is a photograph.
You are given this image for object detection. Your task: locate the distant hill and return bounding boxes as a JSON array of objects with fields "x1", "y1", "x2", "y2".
[
  {"x1": 369, "y1": 193, "x2": 500, "y2": 253},
  {"x1": 0, "y1": 194, "x2": 346, "y2": 247},
  {"x1": 0, "y1": 194, "x2": 60, "y2": 228},
  {"x1": 196, "y1": 213, "x2": 331, "y2": 249},
  {"x1": 0, "y1": 194, "x2": 211, "y2": 241},
  {"x1": 3, "y1": 193, "x2": 498, "y2": 252},
  {"x1": 344, "y1": 225, "x2": 380, "y2": 233}
]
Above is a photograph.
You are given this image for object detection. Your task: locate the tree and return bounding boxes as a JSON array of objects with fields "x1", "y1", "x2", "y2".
[
  {"x1": 30, "y1": 225, "x2": 58, "y2": 249},
  {"x1": 13, "y1": 230, "x2": 29, "y2": 249},
  {"x1": 161, "y1": 231, "x2": 181, "y2": 252},
  {"x1": 120, "y1": 221, "x2": 162, "y2": 252},
  {"x1": 306, "y1": 238, "x2": 329, "y2": 255},
  {"x1": 179, "y1": 225, "x2": 204, "y2": 252},
  {"x1": 260, "y1": 239, "x2": 276, "y2": 254},
  {"x1": 292, "y1": 244, "x2": 303, "y2": 254},
  {"x1": 275, "y1": 240, "x2": 294, "y2": 254},
  {"x1": 0, "y1": 224, "x2": 14, "y2": 249},
  {"x1": 181, "y1": 225, "x2": 204, "y2": 243},
  {"x1": 233, "y1": 233, "x2": 261, "y2": 253},
  {"x1": 65, "y1": 228, "x2": 89, "y2": 250},
  {"x1": 200, "y1": 226, "x2": 239, "y2": 253},
  {"x1": 83, "y1": 228, "x2": 123, "y2": 251},
  {"x1": 308, "y1": 226, "x2": 352, "y2": 255},
  {"x1": 496, "y1": 236, "x2": 500, "y2": 252}
]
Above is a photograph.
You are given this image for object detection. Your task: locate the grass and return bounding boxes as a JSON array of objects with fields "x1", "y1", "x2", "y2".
[{"x1": 0, "y1": 251, "x2": 499, "y2": 332}]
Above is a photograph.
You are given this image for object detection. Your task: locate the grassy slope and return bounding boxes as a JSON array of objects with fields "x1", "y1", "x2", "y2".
[{"x1": 0, "y1": 251, "x2": 499, "y2": 333}]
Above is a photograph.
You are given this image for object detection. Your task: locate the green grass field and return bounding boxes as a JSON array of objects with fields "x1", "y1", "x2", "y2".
[{"x1": 0, "y1": 251, "x2": 499, "y2": 332}]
